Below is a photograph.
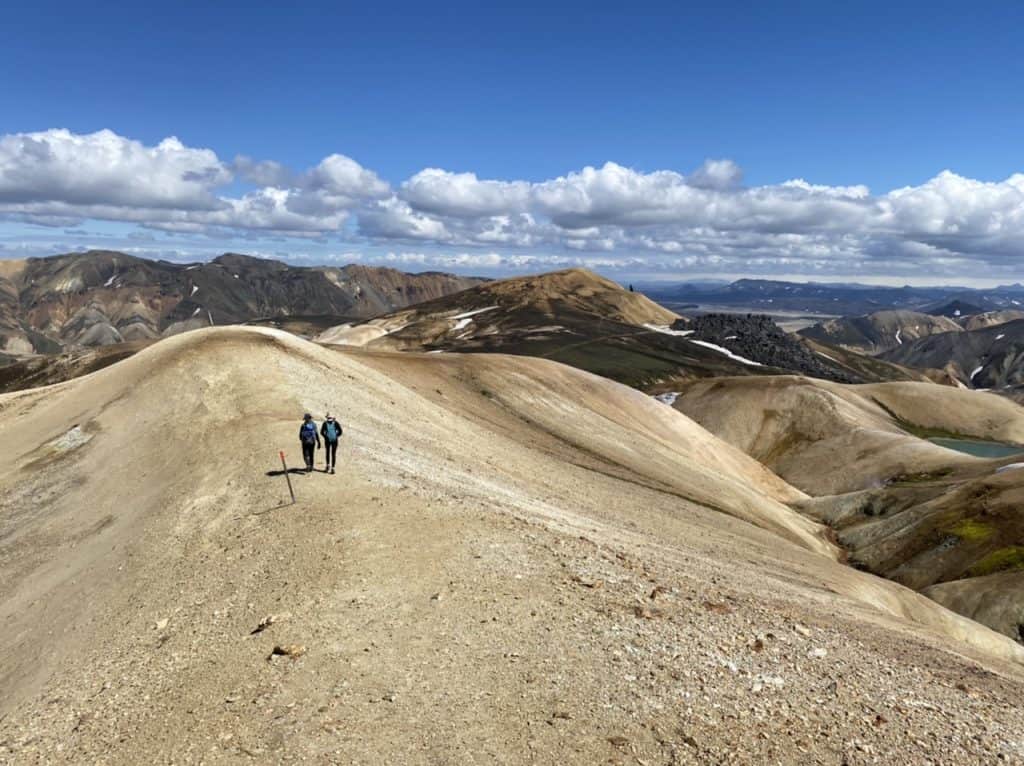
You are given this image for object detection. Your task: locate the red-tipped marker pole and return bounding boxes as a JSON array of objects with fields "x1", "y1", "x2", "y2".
[{"x1": 280, "y1": 450, "x2": 296, "y2": 504}]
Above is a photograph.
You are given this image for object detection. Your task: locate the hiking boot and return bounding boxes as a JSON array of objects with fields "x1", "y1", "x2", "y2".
[{"x1": 330, "y1": 467, "x2": 336, "y2": 474}]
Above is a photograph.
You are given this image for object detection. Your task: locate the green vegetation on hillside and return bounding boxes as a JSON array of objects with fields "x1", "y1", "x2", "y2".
[{"x1": 967, "y1": 546, "x2": 1024, "y2": 577}]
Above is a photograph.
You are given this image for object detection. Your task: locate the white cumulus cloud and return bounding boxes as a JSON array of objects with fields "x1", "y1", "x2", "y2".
[{"x1": 3, "y1": 128, "x2": 1024, "y2": 280}]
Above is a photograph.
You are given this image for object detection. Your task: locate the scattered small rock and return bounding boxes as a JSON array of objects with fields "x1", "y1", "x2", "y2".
[
  {"x1": 794, "y1": 624, "x2": 811, "y2": 637},
  {"x1": 268, "y1": 644, "x2": 306, "y2": 660},
  {"x1": 154, "y1": 618, "x2": 169, "y2": 631},
  {"x1": 571, "y1": 576, "x2": 604, "y2": 589},
  {"x1": 807, "y1": 647, "x2": 828, "y2": 659},
  {"x1": 607, "y1": 735, "x2": 629, "y2": 747},
  {"x1": 251, "y1": 613, "x2": 290, "y2": 634},
  {"x1": 702, "y1": 601, "x2": 732, "y2": 614}
]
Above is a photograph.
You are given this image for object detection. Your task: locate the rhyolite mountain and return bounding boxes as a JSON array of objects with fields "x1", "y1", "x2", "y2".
[
  {"x1": 0, "y1": 250, "x2": 485, "y2": 355},
  {"x1": 316, "y1": 269, "x2": 917, "y2": 387}
]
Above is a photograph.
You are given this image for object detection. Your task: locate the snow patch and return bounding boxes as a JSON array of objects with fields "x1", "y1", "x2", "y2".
[
  {"x1": 690, "y1": 339, "x2": 763, "y2": 366},
  {"x1": 653, "y1": 392, "x2": 680, "y2": 406},
  {"x1": 996, "y1": 462, "x2": 1024, "y2": 474},
  {"x1": 190, "y1": 285, "x2": 199, "y2": 296},
  {"x1": 643, "y1": 323, "x2": 694, "y2": 337},
  {"x1": 997, "y1": 333, "x2": 1005, "y2": 340},
  {"x1": 970, "y1": 365, "x2": 984, "y2": 382},
  {"x1": 103, "y1": 274, "x2": 117, "y2": 288},
  {"x1": 895, "y1": 329, "x2": 902, "y2": 344},
  {"x1": 191, "y1": 307, "x2": 201, "y2": 317},
  {"x1": 452, "y1": 306, "x2": 499, "y2": 320},
  {"x1": 723, "y1": 335, "x2": 738, "y2": 341}
]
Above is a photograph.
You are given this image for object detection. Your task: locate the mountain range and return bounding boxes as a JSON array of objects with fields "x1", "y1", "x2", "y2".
[
  {"x1": 644, "y1": 278, "x2": 1024, "y2": 316},
  {"x1": 0, "y1": 250, "x2": 484, "y2": 359}
]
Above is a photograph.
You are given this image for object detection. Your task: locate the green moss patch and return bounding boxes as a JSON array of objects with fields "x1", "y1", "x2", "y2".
[
  {"x1": 945, "y1": 518, "x2": 996, "y2": 543},
  {"x1": 967, "y1": 546, "x2": 1024, "y2": 577}
]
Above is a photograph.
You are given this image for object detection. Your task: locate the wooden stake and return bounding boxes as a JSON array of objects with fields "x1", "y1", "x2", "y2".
[{"x1": 279, "y1": 451, "x2": 296, "y2": 504}]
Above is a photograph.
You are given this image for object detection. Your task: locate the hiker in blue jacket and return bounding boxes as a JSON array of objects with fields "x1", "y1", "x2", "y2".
[
  {"x1": 299, "y1": 413, "x2": 320, "y2": 473},
  {"x1": 320, "y1": 412, "x2": 343, "y2": 474}
]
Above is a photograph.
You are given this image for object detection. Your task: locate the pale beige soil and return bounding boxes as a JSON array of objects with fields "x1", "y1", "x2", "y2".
[{"x1": 1, "y1": 327, "x2": 1023, "y2": 765}]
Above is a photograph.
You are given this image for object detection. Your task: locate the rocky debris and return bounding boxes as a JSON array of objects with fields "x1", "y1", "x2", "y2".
[
  {"x1": 677, "y1": 313, "x2": 860, "y2": 382},
  {"x1": 268, "y1": 644, "x2": 306, "y2": 660},
  {"x1": 250, "y1": 613, "x2": 289, "y2": 634}
]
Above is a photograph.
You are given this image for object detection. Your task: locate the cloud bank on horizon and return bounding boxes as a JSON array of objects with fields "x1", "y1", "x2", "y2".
[{"x1": 2, "y1": 127, "x2": 1023, "y2": 282}]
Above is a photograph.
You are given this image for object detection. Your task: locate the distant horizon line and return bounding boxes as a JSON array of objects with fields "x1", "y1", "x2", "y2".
[{"x1": 1, "y1": 247, "x2": 1020, "y2": 291}]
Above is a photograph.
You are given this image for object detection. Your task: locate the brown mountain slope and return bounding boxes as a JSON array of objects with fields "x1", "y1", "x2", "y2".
[
  {"x1": 2, "y1": 328, "x2": 1022, "y2": 762},
  {"x1": 0, "y1": 250, "x2": 484, "y2": 355},
  {"x1": 800, "y1": 310, "x2": 963, "y2": 355},
  {"x1": 317, "y1": 269, "x2": 911, "y2": 389}
]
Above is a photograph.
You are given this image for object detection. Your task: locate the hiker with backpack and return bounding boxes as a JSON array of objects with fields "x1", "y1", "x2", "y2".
[
  {"x1": 299, "y1": 413, "x2": 320, "y2": 473},
  {"x1": 321, "y1": 413, "x2": 343, "y2": 474}
]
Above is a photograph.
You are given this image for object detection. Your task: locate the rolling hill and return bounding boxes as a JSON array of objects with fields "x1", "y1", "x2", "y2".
[
  {"x1": 799, "y1": 310, "x2": 963, "y2": 355},
  {"x1": 671, "y1": 375, "x2": 1024, "y2": 644},
  {"x1": 2, "y1": 326, "x2": 1023, "y2": 762}
]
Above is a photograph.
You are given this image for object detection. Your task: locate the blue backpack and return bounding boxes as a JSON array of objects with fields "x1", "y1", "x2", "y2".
[
  {"x1": 300, "y1": 422, "x2": 318, "y2": 444},
  {"x1": 325, "y1": 421, "x2": 340, "y2": 441}
]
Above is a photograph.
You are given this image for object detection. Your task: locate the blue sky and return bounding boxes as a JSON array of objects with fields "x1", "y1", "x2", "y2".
[{"x1": 2, "y1": 1, "x2": 1024, "y2": 284}]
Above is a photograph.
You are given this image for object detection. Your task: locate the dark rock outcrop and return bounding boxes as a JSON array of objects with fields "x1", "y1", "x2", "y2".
[{"x1": 677, "y1": 313, "x2": 859, "y2": 383}]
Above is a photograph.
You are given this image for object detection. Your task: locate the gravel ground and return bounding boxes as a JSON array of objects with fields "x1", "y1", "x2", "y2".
[{"x1": 1, "y1": 327, "x2": 1022, "y2": 765}]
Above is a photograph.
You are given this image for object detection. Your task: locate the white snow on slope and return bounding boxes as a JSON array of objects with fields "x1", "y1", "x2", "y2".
[
  {"x1": 103, "y1": 274, "x2": 117, "y2": 288},
  {"x1": 450, "y1": 306, "x2": 500, "y2": 332},
  {"x1": 190, "y1": 285, "x2": 199, "y2": 296},
  {"x1": 653, "y1": 392, "x2": 680, "y2": 406},
  {"x1": 643, "y1": 323, "x2": 694, "y2": 337},
  {"x1": 453, "y1": 306, "x2": 499, "y2": 320},
  {"x1": 191, "y1": 307, "x2": 201, "y2": 317},
  {"x1": 997, "y1": 334, "x2": 1005, "y2": 340},
  {"x1": 690, "y1": 340, "x2": 763, "y2": 366},
  {"x1": 895, "y1": 329, "x2": 902, "y2": 345},
  {"x1": 996, "y1": 462, "x2": 1024, "y2": 473},
  {"x1": 971, "y1": 365, "x2": 984, "y2": 382}
]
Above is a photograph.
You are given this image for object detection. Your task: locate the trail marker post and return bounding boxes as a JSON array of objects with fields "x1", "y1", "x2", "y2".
[{"x1": 279, "y1": 450, "x2": 296, "y2": 504}]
